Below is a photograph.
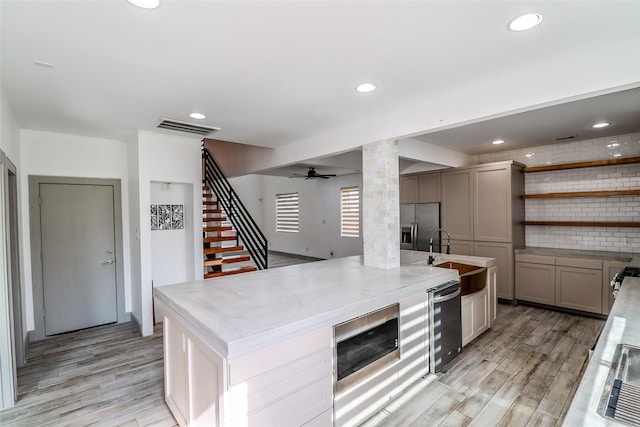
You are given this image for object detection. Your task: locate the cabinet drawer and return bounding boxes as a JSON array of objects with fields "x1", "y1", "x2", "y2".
[
  {"x1": 515, "y1": 254, "x2": 554, "y2": 265},
  {"x1": 555, "y1": 257, "x2": 602, "y2": 270}
]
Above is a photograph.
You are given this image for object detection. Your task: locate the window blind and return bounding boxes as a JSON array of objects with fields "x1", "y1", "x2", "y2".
[
  {"x1": 276, "y1": 192, "x2": 299, "y2": 233},
  {"x1": 341, "y1": 186, "x2": 360, "y2": 237}
]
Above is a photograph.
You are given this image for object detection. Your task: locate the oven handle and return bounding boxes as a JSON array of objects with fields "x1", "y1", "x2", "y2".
[{"x1": 433, "y1": 288, "x2": 461, "y2": 303}]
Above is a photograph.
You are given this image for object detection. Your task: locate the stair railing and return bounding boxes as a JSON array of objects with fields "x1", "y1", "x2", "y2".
[{"x1": 202, "y1": 145, "x2": 268, "y2": 270}]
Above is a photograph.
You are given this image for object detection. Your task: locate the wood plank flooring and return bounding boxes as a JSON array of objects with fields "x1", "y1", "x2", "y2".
[
  {"x1": 0, "y1": 322, "x2": 177, "y2": 427},
  {"x1": 363, "y1": 303, "x2": 605, "y2": 427},
  {"x1": 0, "y1": 301, "x2": 603, "y2": 426}
]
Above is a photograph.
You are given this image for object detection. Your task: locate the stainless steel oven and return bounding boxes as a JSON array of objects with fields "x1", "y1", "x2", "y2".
[{"x1": 334, "y1": 304, "x2": 400, "y2": 393}]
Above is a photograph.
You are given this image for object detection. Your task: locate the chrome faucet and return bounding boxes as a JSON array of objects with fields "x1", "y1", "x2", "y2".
[{"x1": 428, "y1": 228, "x2": 451, "y2": 265}]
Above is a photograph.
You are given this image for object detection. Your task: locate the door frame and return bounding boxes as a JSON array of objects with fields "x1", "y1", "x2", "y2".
[{"x1": 29, "y1": 176, "x2": 128, "y2": 340}]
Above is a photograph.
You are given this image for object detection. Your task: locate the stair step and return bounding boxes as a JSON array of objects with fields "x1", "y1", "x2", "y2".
[
  {"x1": 202, "y1": 185, "x2": 210, "y2": 192},
  {"x1": 203, "y1": 209, "x2": 222, "y2": 214},
  {"x1": 204, "y1": 246, "x2": 244, "y2": 255},
  {"x1": 204, "y1": 236, "x2": 236, "y2": 243},
  {"x1": 203, "y1": 217, "x2": 227, "y2": 223},
  {"x1": 202, "y1": 193, "x2": 213, "y2": 198},
  {"x1": 203, "y1": 256, "x2": 251, "y2": 267},
  {"x1": 204, "y1": 267, "x2": 257, "y2": 279},
  {"x1": 203, "y1": 226, "x2": 232, "y2": 232},
  {"x1": 203, "y1": 201, "x2": 218, "y2": 206}
]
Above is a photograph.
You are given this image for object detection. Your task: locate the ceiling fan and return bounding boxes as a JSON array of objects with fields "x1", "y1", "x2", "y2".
[{"x1": 289, "y1": 167, "x2": 336, "y2": 179}]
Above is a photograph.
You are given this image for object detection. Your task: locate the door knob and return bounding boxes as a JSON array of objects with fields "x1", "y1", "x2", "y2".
[{"x1": 105, "y1": 259, "x2": 114, "y2": 265}]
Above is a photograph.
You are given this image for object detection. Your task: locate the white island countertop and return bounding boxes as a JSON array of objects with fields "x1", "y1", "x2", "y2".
[
  {"x1": 564, "y1": 276, "x2": 640, "y2": 426},
  {"x1": 154, "y1": 251, "x2": 496, "y2": 359}
]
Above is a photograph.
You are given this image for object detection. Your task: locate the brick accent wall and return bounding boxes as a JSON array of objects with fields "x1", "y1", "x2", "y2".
[{"x1": 473, "y1": 132, "x2": 640, "y2": 253}]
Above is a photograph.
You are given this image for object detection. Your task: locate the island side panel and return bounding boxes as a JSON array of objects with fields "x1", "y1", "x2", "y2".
[{"x1": 163, "y1": 307, "x2": 227, "y2": 427}]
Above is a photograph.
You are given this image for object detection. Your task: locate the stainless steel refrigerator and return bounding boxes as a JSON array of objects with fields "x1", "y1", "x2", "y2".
[{"x1": 400, "y1": 203, "x2": 440, "y2": 252}]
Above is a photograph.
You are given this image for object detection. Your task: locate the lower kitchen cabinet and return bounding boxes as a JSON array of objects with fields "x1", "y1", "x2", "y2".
[
  {"x1": 164, "y1": 312, "x2": 225, "y2": 427},
  {"x1": 461, "y1": 288, "x2": 488, "y2": 346},
  {"x1": 474, "y1": 242, "x2": 513, "y2": 300},
  {"x1": 515, "y1": 258, "x2": 555, "y2": 305},
  {"x1": 163, "y1": 308, "x2": 332, "y2": 427},
  {"x1": 556, "y1": 262, "x2": 602, "y2": 313},
  {"x1": 515, "y1": 253, "x2": 618, "y2": 315}
]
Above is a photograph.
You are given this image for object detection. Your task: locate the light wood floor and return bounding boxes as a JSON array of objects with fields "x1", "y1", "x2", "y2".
[
  {"x1": 0, "y1": 322, "x2": 177, "y2": 427},
  {"x1": 363, "y1": 303, "x2": 605, "y2": 427},
  {"x1": 0, "y1": 303, "x2": 603, "y2": 427}
]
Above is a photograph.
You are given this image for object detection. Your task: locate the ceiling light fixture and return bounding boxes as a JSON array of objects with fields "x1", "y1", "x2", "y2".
[
  {"x1": 525, "y1": 153, "x2": 535, "y2": 158},
  {"x1": 508, "y1": 13, "x2": 543, "y2": 31},
  {"x1": 592, "y1": 122, "x2": 611, "y2": 129},
  {"x1": 607, "y1": 142, "x2": 620, "y2": 148},
  {"x1": 492, "y1": 139, "x2": 505, "y2": 145},
  {"x1": 189, "y1": 112, "x2": 206, "y2": 120},
  {"x1": 127, "y1": 0, "x2": 160, "y2": 9},
  {"x1": 356, "y1": 83, "x2": 376, "y2": 93}
]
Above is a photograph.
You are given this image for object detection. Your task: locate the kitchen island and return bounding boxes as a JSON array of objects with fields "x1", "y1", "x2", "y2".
[
  {"x1": 154, "y1": 251, "x2": 496, "y2": 427},
  {"x1": 564, "y1": 276, "x2": 640, "y2": 426}
]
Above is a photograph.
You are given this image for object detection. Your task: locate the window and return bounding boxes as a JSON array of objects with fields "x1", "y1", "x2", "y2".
[
  {"x1": 341, "y1": 186, "x2": 360, "y2": 237},
  {"x1": 276, "y1": 192, "x2": 299, "y2": 233}
]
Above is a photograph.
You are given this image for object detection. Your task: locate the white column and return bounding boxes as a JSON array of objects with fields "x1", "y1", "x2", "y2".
[{"x1": 362, "y1": 140, "x2": 400, "y2": 269}]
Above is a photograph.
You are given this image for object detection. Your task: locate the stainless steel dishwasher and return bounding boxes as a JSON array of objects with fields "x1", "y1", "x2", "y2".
[{"x1": 428, "y1": 280, "x2": 462, "y2": 373}]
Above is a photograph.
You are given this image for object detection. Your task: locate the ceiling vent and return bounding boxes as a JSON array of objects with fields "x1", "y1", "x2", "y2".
[
  {"x1": 553, "y1": 134, "x2": 578, "y2": 141},
  {"x1": 156, "y1": 118, "x2": 221, "y2": 136}
]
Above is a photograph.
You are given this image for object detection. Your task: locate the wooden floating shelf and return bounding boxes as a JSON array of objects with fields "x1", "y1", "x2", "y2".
[
  {"x1": 524, "y1": 189, "x2": 640, "y2": 199},
  {"x1": 523, "y1": 156, "x2": 640, "y2": 173},
  {"x1": 524, "y1": 221, "x2": 640, "y2": 228}
]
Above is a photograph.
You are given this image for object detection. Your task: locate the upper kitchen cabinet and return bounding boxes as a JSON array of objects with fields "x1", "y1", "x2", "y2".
[
  {"x1": 400, "y1": 175, "x2": 419, "y2": 204},
  {"x1": 400, "y1": 172, "x2": 441, "y2": 204},
  {"x1": 418, "y1": 172, "x2": 441, "y2": 203},
  {"x1": 442, "y1": 161, "x2": 525, "y2": 243},
  {"x1": 441, "y1": 169, "x2": 474, "y2": 240}
]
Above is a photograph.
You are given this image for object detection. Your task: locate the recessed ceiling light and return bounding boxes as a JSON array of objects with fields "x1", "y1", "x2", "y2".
[
  {"x1": 508, "y1": 13, "x2": 543, "y2": 31},
  {"x1": 189, "y1": 112, "x2": 206, "y2": 120},
  {"x1": 607, "y1": 142, "x2": 620, "y2": 148},
  {"x1": 127, "y1": 0, "x2": 160, "y2": 9},
  {"x1": 525, "y1": 152, "x2": 535, "y2": 158},
  {"x1": 592, "y1": 122, "x2": 610, "y2": 129},
  {"x1": 612, "y1": 153, "x2": 622, "y2": 158},
  {"x1": 492, "y1": 139, "x2": 505, "y2": 145},
  {"x1": 356, "y1": 83, "x2": 376, "y2": 93}
]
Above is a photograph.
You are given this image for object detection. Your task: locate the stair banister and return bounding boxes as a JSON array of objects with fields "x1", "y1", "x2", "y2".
[{"x1": 202, "y1": 144, "x2": 268, "y2": 270}]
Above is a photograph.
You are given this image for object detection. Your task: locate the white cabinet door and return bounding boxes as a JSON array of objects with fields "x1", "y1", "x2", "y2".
[
  {"x1": 461, "y1": 297, "x2": 474, "y2": 346},
  {"x1": 164, "y1": 316, "x2": 189, "y2": 426},
  {"x1": 461, "y1": 289, "x2": 488, "y2": 347},
  {"x1": 487, "y1": 266, "x2": 498, "y2": 327}
]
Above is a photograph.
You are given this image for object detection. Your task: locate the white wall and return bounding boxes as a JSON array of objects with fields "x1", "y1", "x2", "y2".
[
  {"x1": 260, "y1": 174, "x2": 363, "y2": 260},
  {"x1": 228, "y1": 174, "x2": 264, "y2": 229},
  {"x1": 134, "y1": 131, "x2": 202, "y2": 336},
  {"x1": 474, "y1": 132, "x2": 640, "y2": 253},
  {"x1": 0, "y1": 74, "x2": 22, "y2": 409}
]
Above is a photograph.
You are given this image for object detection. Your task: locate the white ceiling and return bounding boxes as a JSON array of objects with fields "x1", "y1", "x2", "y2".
[{"x1": 2, "y1": 1, "x2": 640, "y2": 175}]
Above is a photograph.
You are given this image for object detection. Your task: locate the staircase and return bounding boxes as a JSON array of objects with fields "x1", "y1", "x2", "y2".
[
  {"x1": 201, "y1": 144, "x2": 268, "y2": 278},
  {"x1": 202, "y1": 185, "x2": 257, "y2": 278}
]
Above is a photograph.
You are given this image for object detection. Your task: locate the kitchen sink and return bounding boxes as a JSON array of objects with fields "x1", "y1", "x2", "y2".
[
  {"x1": 598, "y1": 344, "x2": 640, "y2": 425},
  {"x1": 435, "y1": 261, "x2": 487, "y2": 296}
]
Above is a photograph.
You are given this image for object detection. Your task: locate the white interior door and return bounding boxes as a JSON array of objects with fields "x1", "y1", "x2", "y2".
[{"x1": 40, "y1": 183, "x2": 117, "y2": 335}]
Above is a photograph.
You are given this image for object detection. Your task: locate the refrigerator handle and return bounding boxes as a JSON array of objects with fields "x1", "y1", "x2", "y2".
[{"x1": 412, "y1": 223, "x2": 418, "y2": 251}]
